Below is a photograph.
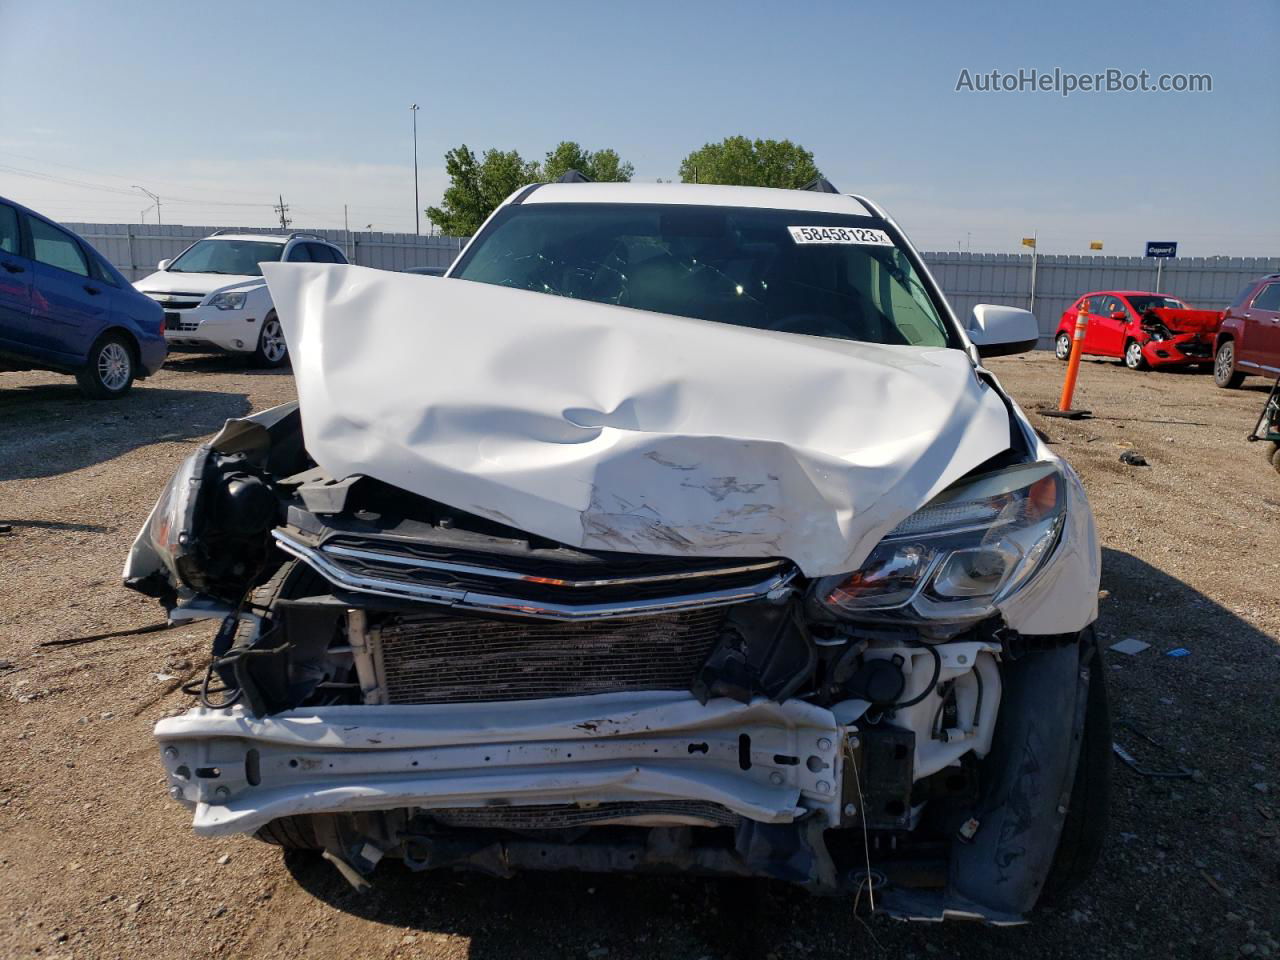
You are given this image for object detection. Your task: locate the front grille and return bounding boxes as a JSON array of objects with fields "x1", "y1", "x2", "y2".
[
  {"x1": 423, "y1": 801, "x2": 740, "y2": 830},
  {"x1": 165, "y1": 311, "x2": 200, "y2": 332},
  {"x1": 377, "y1": 608, "x2": 726, "y2": 704},
  {"x1": 1177, "y1": 341, "x2": 1211, "y2": 357},
  {"x1": 317, "y1": 532, "x2": 786, "y2": 607},
  {"x1": 146, "y1": 293, "x2": 204, "y2": 310}
]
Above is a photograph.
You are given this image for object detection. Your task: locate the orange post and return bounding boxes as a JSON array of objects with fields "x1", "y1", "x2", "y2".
[{"x1": 1058, "y1": 299, "x2": 1089, "y2": 411}]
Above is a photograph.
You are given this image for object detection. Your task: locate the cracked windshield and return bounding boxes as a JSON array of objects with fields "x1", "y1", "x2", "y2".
[{"x1": 455, "y1": 203, "x2": 954, "y2": 347}]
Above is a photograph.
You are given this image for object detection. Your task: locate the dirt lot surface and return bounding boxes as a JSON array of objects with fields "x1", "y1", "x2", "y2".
[{"x1": 1, "y1": 351, "x2": 1277, "y2": 960}]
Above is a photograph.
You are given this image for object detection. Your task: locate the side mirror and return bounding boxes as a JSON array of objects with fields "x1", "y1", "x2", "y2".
[
  {"x1": 966, "y1": 304, "x2": 1040, "y2": 358},
  {"x1": 157, "y1": 259, "x2": 172, "y2": 271},
  {"x1": 1110, "y1": 310, "x2": 1128, "y2": 321}
]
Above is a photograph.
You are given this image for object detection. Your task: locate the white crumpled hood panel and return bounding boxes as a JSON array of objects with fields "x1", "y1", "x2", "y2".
[{"x1": 263, "y1": 264, "x2": 1012, "y2": 578}]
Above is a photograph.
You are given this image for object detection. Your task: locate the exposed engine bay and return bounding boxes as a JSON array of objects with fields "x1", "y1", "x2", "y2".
[
  {"x1": 128, "y1": 393, "x2": 1105, "y2": 923},
  {"x1": 125, "y1": 209, "x2": 1108, "y2": 924}
]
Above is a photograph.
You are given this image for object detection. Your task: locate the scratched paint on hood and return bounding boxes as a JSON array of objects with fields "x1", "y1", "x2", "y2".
[{"x1": 263, "y1": 264, "x2": 1012, "y2": 578}]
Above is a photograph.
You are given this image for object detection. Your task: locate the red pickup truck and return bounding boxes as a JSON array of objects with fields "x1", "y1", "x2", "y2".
[{"x1": 1054, "y1": 291, "x2": 1221, "y2": 372}]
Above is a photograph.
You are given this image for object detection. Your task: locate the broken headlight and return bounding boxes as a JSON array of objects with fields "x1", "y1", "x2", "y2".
[
  {"x1": 144, "y1": 447, "x2": 210, "y2": 590},
  {"x1": 812, "y1": 462, "x2": 1065, "y2": 623},
  {"x1": 136, "y1": 445, "x2": 278, "y2": 601}
]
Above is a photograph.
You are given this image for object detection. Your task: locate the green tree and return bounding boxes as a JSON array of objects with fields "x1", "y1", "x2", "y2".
[
  {"x1": 425, "y1": 145, "x2": 539, "y2": 235},
  {"x1": 541, "y1": 141, "x2": 635, "y2": 183},
  {"x1": 542, "y1": 140, "x2": 632, "y2": 181},
  {"x1": 427, "y1": 142, "x2": 635, "y2": 235},
  {"x1": 678, "y1": 136, "x2": 821, "y2": 189}
]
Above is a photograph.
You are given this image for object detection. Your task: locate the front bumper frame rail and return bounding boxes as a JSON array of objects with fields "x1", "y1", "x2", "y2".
[{"x1": 155, "y1": 691, "x2": 847, "y2": 837}]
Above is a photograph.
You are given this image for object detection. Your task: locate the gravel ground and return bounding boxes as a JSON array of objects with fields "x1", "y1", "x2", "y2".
[{"x1": 0, "y1": 350, "x2": 1276, "y2": 960}]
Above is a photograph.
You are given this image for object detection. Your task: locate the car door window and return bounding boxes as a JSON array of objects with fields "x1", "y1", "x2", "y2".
[
  {"x1": 89, "y1": 252, "x2": 119, "y2": 287},
  {"x1": 0, "y1": 204, "x2": 20, "y2": 255},
  {"x1": 307, "y1": 243, "x2": 335, "y2": 263},
  {"x1": 285, "y1": 243, "x2": 311, "y2": 262},
  {"x1": 29, "y1": 218, "x2": 89, "y2": 276},
  {"x1": 1251, "y1": 283, "x2": 1280, "y2": 312},
  {"x1": 329, "y1": 244, "x2": 348, "y2": 264}
]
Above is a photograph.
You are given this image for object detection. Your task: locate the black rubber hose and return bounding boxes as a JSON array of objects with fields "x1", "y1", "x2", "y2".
[{"x1": 892, "y1": 641, "x2": 942, "y2": 709}]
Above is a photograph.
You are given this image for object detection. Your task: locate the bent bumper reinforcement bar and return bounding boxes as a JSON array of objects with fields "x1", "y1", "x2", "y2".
[
  {"x1": 271, "y1": 529, "x2": 797, "y2": 621},
  {"x1": 155, "y1": 691, "x2": 849, "y2": 837}
]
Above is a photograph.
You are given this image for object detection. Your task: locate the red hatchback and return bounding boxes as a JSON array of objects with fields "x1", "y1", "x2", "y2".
[{"x1": 1054, "y1": 290, "x2": 1220, "y2": 371}]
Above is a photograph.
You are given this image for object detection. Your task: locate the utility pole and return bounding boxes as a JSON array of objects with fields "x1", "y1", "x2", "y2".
[
  {"x1": 132, "y1": 185, "x2": 161, "y2": 225},
  {"x1": 344, "y1": 203, "x2": 353, "y2": 263},
  {"x1": 274, "y1": 194, "x2": 291, "y2": 231},
  {"x1": 410, "y1": 103, "x2": 421, "y2": 236}
]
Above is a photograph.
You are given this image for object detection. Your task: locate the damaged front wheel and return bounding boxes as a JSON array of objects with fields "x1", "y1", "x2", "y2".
[{"x1": 1040, "y1": 629, "x2": 1112, "y2": 904}]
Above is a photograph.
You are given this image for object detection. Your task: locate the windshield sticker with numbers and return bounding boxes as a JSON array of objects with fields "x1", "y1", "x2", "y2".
[{"x1": 787, "y1": 226, "x2": 894, "y2": 246}]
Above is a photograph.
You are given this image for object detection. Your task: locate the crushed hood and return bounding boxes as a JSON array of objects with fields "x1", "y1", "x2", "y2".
[
  {"x1": 1143, "y1": 307, "x2": 1223, "y2": 335},
  {"x1": 263, "y1": 264, "x2": 1012, "y2": 578}
]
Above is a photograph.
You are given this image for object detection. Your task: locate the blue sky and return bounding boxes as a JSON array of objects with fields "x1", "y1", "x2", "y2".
[{"x1": 1, "y1": 0, "x2": 1276, "y2": 255}]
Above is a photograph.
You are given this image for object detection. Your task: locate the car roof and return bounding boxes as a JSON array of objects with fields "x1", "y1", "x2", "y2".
[
  {"x1": 518, "y1": 182, "x2": 880, "y2": 216},
  {"x1": 205, "y1": 233, "x2": 291, "y2": 242},
  {"x1": 0, "y1": 194, "x2": 81, "y2": 230},
  {"x1": 1082, "y1": 290, "x2": 1177, "y2": 298},
  {"x1": 202, "y1": 232, "x2": 341, "y2": 245}
]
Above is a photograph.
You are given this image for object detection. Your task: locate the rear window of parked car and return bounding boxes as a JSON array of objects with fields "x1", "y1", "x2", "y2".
[
  {"x1": 306, "y1": 243, "x2": 340, "y2": 263},
  {"x1": 29, "y1": 218, "x2": 89, "y2": 276},
  {"x1": 0, "y1": 204, "x2": 19, "y2": 255}
]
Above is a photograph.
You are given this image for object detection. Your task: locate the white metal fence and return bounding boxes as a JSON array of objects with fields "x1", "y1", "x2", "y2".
[
  {"x1": 69, "y1": 222, "x2": 1278, "y2": 344},
  {"x1": 927, "y1": 252, "x2": 1279, "y2": 341},
  {"x1": 63, "y1": 223, "x2": 466, "y2": 282}
]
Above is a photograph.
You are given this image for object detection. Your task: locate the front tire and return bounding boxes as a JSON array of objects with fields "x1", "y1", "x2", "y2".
[
  {"x1": 256, "y1": 815, "x2": 320, "y2": 849},
  {"x1": 75, "y1": 333, "x2": 136, "y2": 399},
  {"x1": 1123, "y1": 340, "x2": 1148, "y2": 371},
  {"x1": 1041, "y1": 632, "x2": 1112, "y2": 904},
  {"x1": 252, "y1": 312, "x2": 289, "y2": 368},
  {"x1": 1214, "y1": 341, "x2": 1245, "y2": 388},
  {"x1": 1054, "y1": 332, "x2": 1072, "y2": 361}
]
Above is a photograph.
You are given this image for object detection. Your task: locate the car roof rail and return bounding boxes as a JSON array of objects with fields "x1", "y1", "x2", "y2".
[
  {"x1": 555, "y1": 169, "x2": 593, "y2": 183},
  {"x1": 800, "y1": 176, "x2": 841, "y2": 194},
  {"x1": 287, "y1": 232, "x2": 325, "y2": 241}
]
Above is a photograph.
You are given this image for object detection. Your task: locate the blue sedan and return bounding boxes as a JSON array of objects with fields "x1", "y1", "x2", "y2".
[{"x1": 0, "y1": 195, "x2": 166, "y2": 398}]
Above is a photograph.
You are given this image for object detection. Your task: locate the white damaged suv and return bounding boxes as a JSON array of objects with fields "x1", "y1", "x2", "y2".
[
  {"x1": 134, "y1": 232, "x2": 347, "y2": 367},
  {"x1": 125, "y1": 181, "x2": 1108, "y2": 923}
]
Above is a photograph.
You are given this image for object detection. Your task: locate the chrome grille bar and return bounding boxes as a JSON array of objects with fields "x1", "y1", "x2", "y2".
[{"x1": 273, "y1": 528, "x2": 795, "y2": 621}]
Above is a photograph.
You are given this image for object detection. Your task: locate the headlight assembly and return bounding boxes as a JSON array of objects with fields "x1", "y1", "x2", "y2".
[
  {"x1": 139, "y1": 445, "x2": 278, "y2": 600},
  {"x1": 208, "y1": 291, "x2": 248, "y2": 311},
  {"x1": 145, "y1": 448, "x2": 211, "y2": 590},
  {"x1": 812, "y1": 461, "x2": 1066, "y2": 623}
]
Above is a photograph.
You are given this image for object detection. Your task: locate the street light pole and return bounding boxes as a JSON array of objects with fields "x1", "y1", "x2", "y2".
[
  {"x1": 410, "y1": 103, "x2": 420, "y2": 236},
  {"x1": 132, "y1": 185, "x2": 161, "y2": 225}
]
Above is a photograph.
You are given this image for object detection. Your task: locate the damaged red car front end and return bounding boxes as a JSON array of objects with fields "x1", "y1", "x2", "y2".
[{"x1": 1137, "y1": 307, "x2": 1222, "y2": 368}]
